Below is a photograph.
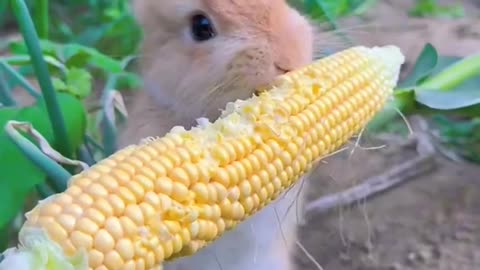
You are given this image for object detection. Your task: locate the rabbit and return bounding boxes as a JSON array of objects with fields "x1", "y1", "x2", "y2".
[{"x1": 119, "y1": 0, "x2": 317, "y2": 269}]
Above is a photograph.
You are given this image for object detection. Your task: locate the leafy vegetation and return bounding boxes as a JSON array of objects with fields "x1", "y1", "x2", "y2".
[
  {"x1": 0, "y1": 92, "x2": 86, "y2": 229},
  {"x1": 0, "y1": 0, "x2": 140, "y2": 249},
  {"x1": 300, "y1": 0, "x2": 377, "y2": 24},
  {"x1": 409, "y1": 0, "x2": 465, "y2": 18},
  {"x1": 368, "y1": 43, "x2": 480, "y2": 130},
  {"x1": 0, "y1": 0, "x2": 478, "y2": 252}
]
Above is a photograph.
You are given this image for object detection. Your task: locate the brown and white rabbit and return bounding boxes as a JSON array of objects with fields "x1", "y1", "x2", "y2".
[{"x1": 120, "y1": 1, "x2": 316, "y2": 269}]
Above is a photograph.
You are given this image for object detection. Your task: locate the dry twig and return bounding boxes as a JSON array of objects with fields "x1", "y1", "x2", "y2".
[
  {"x1": 304, "y1": 115, "x2": 437, "y2": 219},
  {"x1": 304, "y1": 153, "x2": 435, "y2": 217}
]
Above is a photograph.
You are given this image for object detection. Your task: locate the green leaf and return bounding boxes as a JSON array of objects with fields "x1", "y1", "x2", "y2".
[
  {"x1": 8, "y1": 40, "x2": 30, "y2": 55},
  {"x1": 0, "y1": 92, "x2": 86, "y2": 229},
  {"x1": 409, "y1": 0, "x2": 465, "y2": 18},
  {"x1": 52, "y1": 77, "x2": 68, "y2": 92},
  {"x1": 65, "y1": 68, "x2": 92, "y2": 99},
  {"x1": 433, "y1": 115, "x2": 480, "y2": 164},
  {"x1": 115, "y1": 72, "x2": 142, "y2": 90},
  {"x1": 428, "y1": 56, "x2": 463, "y2": 76},
  {"x1": 73, "y1": 25, "x2": 112, "y2": 49},
  {"x1": 434, "y1": 115, "x2": 480, "y2": 138},
  {"x1": 415, "y1": 87, "x2": 480, "y2": 110},
  {"x1": 4, "y1": 54, "x2": 65, "y2": 73},
  {"x1": 419, "y1": 53, "x2": 480, "y2": 91},
  {"x1": 394, "y1": 43, "x2": 480, "y2": 113},
  {"x1": 0, "y1": 222, "x2": 9, "y2": 251},
  {"x1": 8, "y1": 40, "x2": 124, "y2": 74},
  {"x1": 2, "y1": 55, "x2": 31, "y2": 66},
  {"x1": 63, "y1": 44, "x2": 123, "y2": 73},
  {"x1": 307, "y1": 0, "x2": 343, "y2": 25},
  {"x1": 0, "y1": 0, "x2": 8, "y2": 29},
  {"x1": 398, "y1": 43, "x2": 438, "y2": 88},
  {"x1": 351, "y1": 0, "x2": 378, "y2": 15},
  {"x1": 304, "y1": 0, "x2": 370, "y2": 23},
  {"x1": 368, "y1": 43, "x2": 479, "y2": 131},
  {"x1": 411, "y1": 52, "x2": 480, "y2": 111},
  {"x1": 393, "y1": 87, "x2": 417, "y2": 112},
  {"x1": 104, "y1": 7, "x2": 122, "y2": 20},
  {"x1": 8, "y1": 39, "x2": 60, "y2": 60}
]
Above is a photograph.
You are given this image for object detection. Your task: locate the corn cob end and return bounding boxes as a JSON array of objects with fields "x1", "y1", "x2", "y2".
[{"x1": 0, "y1": 226, "x2": 88, "y2": 270}]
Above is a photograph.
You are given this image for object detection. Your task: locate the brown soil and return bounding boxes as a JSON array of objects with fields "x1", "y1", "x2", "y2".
[{"x1": 292, "y1": 1, "x2": 480, "y2": 270}]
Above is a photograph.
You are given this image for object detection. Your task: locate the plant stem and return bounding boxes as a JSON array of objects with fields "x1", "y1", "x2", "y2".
[
  {"x1": 0, "y1": 61, "x2": 41, "y2": 99},
  {"x1": 367, "y1": 97, "x2": 407, "y2": 132},
  {"x1": 35, "y1": 183, "x2": 54, "y2": 198},
  {"x1": 4, "y1": 121, "x2": 71, "y2": 192},
  {"x1": 100, "y1": 56, "x2": 134, "y2": 156},
  {"x1": 11, "y1": 0, "x2": 72, "y2": 157},
  {"x1": 78, "y1": 144, "x2": 96, "y2": 166},
  {"x1": 0, "y1": 0, "x2": 8, "y2": 30},
  {"x1": 420, "y1": 53, "x2": 480, "y2": 91},
  {"x1": 368, "y1": 53, "x2": 480, "y2": 132},
  {"x1": 34, "y1": 0, "x2": 49, "y2": 39},
  {"x1": 85, "y1": 135, "x2": 105, "y2": 153},
  {"x1": 101, "y1": 75, "x2": 119, "y2": 156},
  {"x1": 0, "y1": 223, "x2": 9, "y2": 252},
  {"x1": 0, "y1": 70, "x2": 16, "y2": 106}
]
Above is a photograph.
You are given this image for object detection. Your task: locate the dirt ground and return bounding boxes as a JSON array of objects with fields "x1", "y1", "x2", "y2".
[{"x1": 292, "y1": 1, "x2": 480, "y2": 270}]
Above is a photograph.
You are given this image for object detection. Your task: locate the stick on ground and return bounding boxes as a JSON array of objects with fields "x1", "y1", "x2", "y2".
[
  {"x1": 304, "y1": 116, "x2": 437, "y2": 219},
  {"x1": 304, "y1": 153, "x2": 436, "y2": 217}
]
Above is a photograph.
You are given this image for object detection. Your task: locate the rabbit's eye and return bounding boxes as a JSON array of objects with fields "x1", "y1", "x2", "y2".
[{"x1": 190, "y1": 13, "x2": 216, "y2": 41}]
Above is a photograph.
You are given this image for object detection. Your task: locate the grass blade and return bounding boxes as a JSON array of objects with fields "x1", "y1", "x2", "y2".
[
  {"x1": 0, "y1": 0, "x2": 8, "y2": 30},
  {"x1": 0, "y1": 61, "x2": 41, "y2": 99},
  {"x1": 35, "y1": 182, "x2": 54, "y2": 198},
  {"x1": 0, "y1": 70, "x2": 16, "y2": 107},
  {"x1": 77, "y1": 144, "x2": 96, "y2": 166},
  {"x1": 420, "y1": 53, "x2": 480, "y2": 91},
  {"x1": 11, "y1": 0, "x2": 72, "y2": 157},
  {"x1": 101, "y1": 75, "x2": 120, "y2": 156},
  {"x1": 34, "y1": 0, "x2": 49, "y2": 39},
  {"x1": 100, "y1": 56, "x2": 133, "y2": 155}
]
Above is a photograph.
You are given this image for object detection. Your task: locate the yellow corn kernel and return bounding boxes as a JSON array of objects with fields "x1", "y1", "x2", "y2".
[{"x1": 7, "y1": 45, "x2": 404, "y2": 270}]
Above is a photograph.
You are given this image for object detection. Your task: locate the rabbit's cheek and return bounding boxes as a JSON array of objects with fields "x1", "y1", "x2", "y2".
[{"x1": 225, "y1": 46, "x2": 277, "y2": 91}]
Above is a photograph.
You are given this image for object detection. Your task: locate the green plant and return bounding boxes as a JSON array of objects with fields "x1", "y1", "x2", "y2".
[
  {"x1": 433, "y1": 115, "x2": 480, "y2": 163},
  {"x1": 301, "y1": 0, "x2": 377, "y2": 24},
  {"x1": 0, "y1": 0, "x2": 9, "y2": 29},
  {"x1": 33, "y1": 0, "x2": 48, "y2": 39},
  {"x1": 0, "y1": 0, "x2": 141, "y2": 249},
  {"x1": 409, "y1": 0, "x2": 465, "y2": 18},
  {"x1": 367, "y1": 43, "x2": 480, "y2": 162},
  {"x1": 2, "y1": 0, "x2": 142, "y2": 58},
  {"x1": 290, "y1": 0, "x2": 379, "y2": 54},
  {"x1": 48, "y1": 0, "x2": 142, "y2": 57},
  {"x1": 368, "y1": 43, "x2": 480, "y2": 129}
]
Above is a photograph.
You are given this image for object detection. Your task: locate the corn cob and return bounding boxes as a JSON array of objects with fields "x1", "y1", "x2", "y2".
[{"x1": 0, "y1": 45, "x2": 404, "y2": 270}]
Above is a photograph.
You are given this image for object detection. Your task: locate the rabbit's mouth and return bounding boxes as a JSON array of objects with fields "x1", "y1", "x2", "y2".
[
  {"x1": 274, "y1": 64, "x2": 291, "y2": 74},
  {"x1": 250, "y1": 64, "x2": 292, "y2": 96}
]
